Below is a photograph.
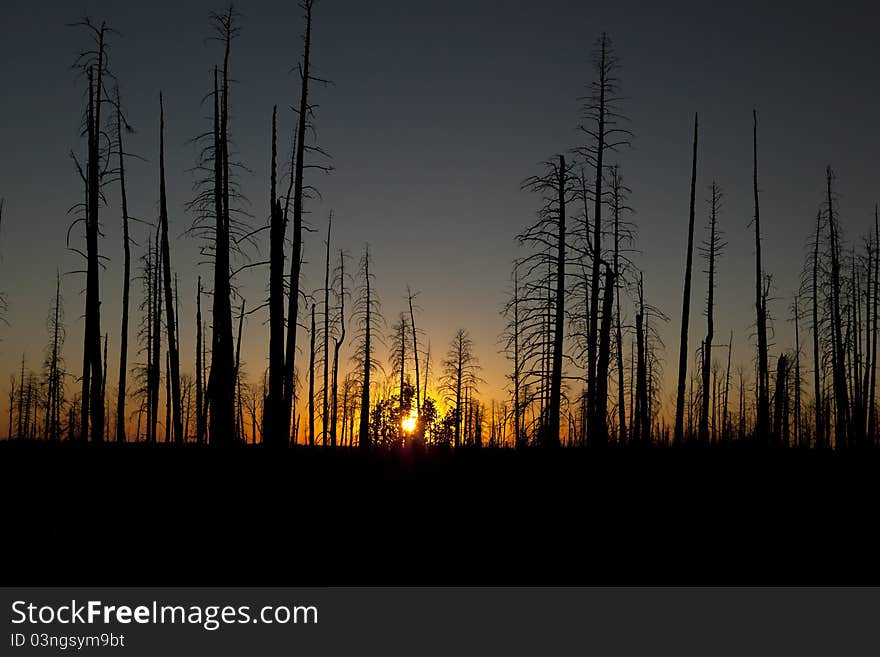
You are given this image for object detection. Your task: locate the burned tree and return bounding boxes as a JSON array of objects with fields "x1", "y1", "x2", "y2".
[
  {"x1": 71, "y1": 19, "x2": 111, "y2": 442},
  {"x1": 752, "y1": 111, "x2": 771, "y2": 443},
  {"x1": 157, "y1": 93, "x2": 183, "y2": 443},
  {"x1": 673, "y1": 113, "x2": 699, "y2": 444},
  {"x1": 441, "y1": 329, "x2": 483, "y2": 448},
  {"x1": 353, "y1": 246, "x2": 383, "y2": 449},
  {"x1": 265, "y1": 106, "x2": 286, "y2": 446},
  {"x1": 698, "y1": 182, "x2": 725, "y2": 444},
  {"x1": 576, "y1": 33, "x2": 631, "y2": 445},
  {"x1": 329, "y1": 249, "x2": 349, "y2": 447}
]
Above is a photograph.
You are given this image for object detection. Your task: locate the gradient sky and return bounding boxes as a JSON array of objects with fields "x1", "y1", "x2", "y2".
[{"x1": 1, "y1": 0, "x2": 879, "y2": 432}]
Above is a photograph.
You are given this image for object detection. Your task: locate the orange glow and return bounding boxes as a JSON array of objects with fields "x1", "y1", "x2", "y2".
[{"x1": 401, "y1": 409, "x2": 418, "y2": 434}]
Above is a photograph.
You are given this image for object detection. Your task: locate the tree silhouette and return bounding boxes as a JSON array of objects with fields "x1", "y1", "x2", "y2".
[
  {"x1": 752, "y1": 111, "x2": 771, "y2": 444},
  {"x1": 698, "y1": 182, "x2": 725, "y2": 444},
  {"x1": 157, "y1": 93, "x2": 183, "y2": 443},
  {"x1": 440, "y1": 329, "x2": 482, "y2": 448},
  {"x1": 71, "y1": 18, "x2": 112, "y2": 443},
  {"x1": 354, "y1": 245, "x2": 382, "y2": 449},
  {"x1": 576, "y1": 33, "x2": 631, "y2": 445},
  {"x1": 674, "y1": 113, "x2": 699, "y2": 444}
]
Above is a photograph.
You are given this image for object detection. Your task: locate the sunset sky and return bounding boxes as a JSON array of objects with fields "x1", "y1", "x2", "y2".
[{"x1": 1, "y1": 0, "x2": 878, "y2": 434}]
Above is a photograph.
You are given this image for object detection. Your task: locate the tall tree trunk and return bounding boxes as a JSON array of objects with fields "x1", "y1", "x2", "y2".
[
  {"x1": 81, "y1": 26, "x2": 107, "y2": 443},
  {"x1": 408, "y1": 287, "x2": 420, "y2": 414},
  {"x1": 544, "y1": 154, "x2": 566, "y2": 447},
  {"x1": 283, "y1": 0, "x2": 315, "y2": 445},
  {"x1": 587, "y1": 38, "x2": 609, "y2": 446},
  {"x1": 753, "y1": 111, "x2": 771, "y2": 443},
  {"x1": 157, "y1": 93, "x2": 183, "y2": 443},
  {"x1": 322, "y1": 216, "x2": 331, "y2": 445},
  {"x1": 793, "y1": 299, "x2": 802, "y2": 447},
  {"x1": 869, "y1": 205, "x2": 880, "y2": 443},
  {"x1": 309, "y1": 303, "x2": 316, "y2": 446},
  {"x1": 674, "y1": 113, "x2": 698, "y2": 444},
  {"x1": 827, "y1": 166, "x2": 849, "y2": 448},
  {"x1": 151, "y1": 228, "x2": 162, "y2": 443},
  {"x1": 595, "y1": 266, "x2": 615, "y2": 445},
  {"x1": 812, "y1": 211, "x2": 824, "y2": 447},
  {"x1": 358, "y1": 249, "x2": 373, "y2": 450},
  {"x1": 330, "y1": 252, "x2": 346, "y2": 448},
  {"x1": 233, "y1": 300, "x2": 245, "y2": 443},
  {"x1": 208, "y1": 52, "x2": 236, "y2": 445},
  {"x1": 699, "y1": 181, "x2": 719, "y2": 444},
  {"x1": 196, "y1": 277, "x2": 205, "y2": 443},
  {"x1": 115, "y1": 87, "x2": 131, "y2": 443},
  {"x1": 267, "y1": 106, "x2": 286, "y2": 446},
  {"x1": 613, "y1": 171, "x2": 626, "y2": 445}
]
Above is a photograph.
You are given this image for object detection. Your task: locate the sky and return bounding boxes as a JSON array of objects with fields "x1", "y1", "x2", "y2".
[{"x1": 0, "y1": 0, "x2": 879, "y2": 434}]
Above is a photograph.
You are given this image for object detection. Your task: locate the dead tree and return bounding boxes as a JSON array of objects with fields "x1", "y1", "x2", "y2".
[
  {"x1": 233, "y1": 299, "x2": 245, "y2": 442},
  {"x1": 595, "y1": 266, "x2": 615, "y2": 444},
  {"x1": 266, "y1": 106, "x2": 286, "y2": 446},
  {"x1": 441, "y1": 329, "x2": 483, "y2": 448},
  {"x1": 308, "y1": 302, "x2": 316, "y2": 446},
  {"x1": 520, "y1": 155, "x2": 572, "y2": 446},
  {"x1": 321, "y1": 215, "x2": 332, "y2": 445},
  {"x1": 329, "y1": 249, "x2": 349, "y2": 447},
  {"x1": 576, "y1": 33, "x2": 632, "y2": 446},
  {"x1": 284, "y1": 0, "x2": 332, "y2": 444},
  {"x1": 114, "y1": 86, "x2": 133, "y2": 442},
  {"x1": 752, "y1": 111, "x2": 771, "y2": 443},
  {"x1": 870, "y1": 205, "x2": 880, "y2": 443},
  {"x1": 72, "y1": 19, "x2": 109, "y2": 442},
  {"x1": 502, "y1": 264, "x2": 525, "y2": 448},
  {"x1": 826, "y1": 166, "x2": 849, "y2": 448},
  {"x1": 156, "y1": 93, "x2": 183, "y2": 443},
  {"x1": 810, "y1": 210, "x2": 824, "y2": 447},
  {"x1": 43, "y1": 272, "x2": 66, "y2": 440},
  {"x1": 407, "y1": 286, "x2": 421, "y2": 414},
  {"x1": 773, "y1": 354, "x2": 790, "y2": 445},
  {"x1": 698, "y1": 182, "x2": 725, "y2": 443},
  {"x1": 195, "y1": 276, "x2": 205, "y2": 443},
  {"x1": 354, "y1": 246, "x2": 382, "y2": 449},
  {"x1": 674, "y1": 113, "x2": 699, "y2": 444},
  {"x1": 193, "y1": 8, "x2": 241, "y2": 447}
]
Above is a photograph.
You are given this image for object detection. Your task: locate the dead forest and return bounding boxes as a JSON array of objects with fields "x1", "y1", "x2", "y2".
[{"x1": 2, "y1": 4, "x2": 878, "y2": 452}]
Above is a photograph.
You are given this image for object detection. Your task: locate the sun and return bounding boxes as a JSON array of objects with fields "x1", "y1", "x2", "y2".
[{"x1": 401, "y1": 409, "x2": 419, "y2": 435}]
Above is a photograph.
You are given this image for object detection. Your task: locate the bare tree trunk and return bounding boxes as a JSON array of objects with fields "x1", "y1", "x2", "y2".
[
  {"x1": 283, "y1": 0, "x2": 315, "y2": 445},
  {"x1": 753, "y1": 111, "x2": 770, "y2": 443},
  {"x1": 793, "y1": 299, "x2": 802, "y2": 447},
  {"x1": 827, "y1": 166, "x2": 849, "y2": 448},
  {"x1": 266, "y1": 106, "x2": 286, "y2": 446},
  {"x1": 330, "y1": 251, "x2": 346, "y2": 448},
  {"x1": 870, "y1": 205, "x2": 880, "y2": 443},
  {"x1": 309, "y1": 303, "x2": 316, "y2": 447},
  {"x1": 812, "y1": 211, "x2": 824, "y2": 447},
  {"x1": 358, "y1": 249, "x2": 373, "y2": 450},
  {"x1": 595, "y1": 266, "x2": 615, "y2": 445},
  {"x1": 196, "y1": 277, "x2": 204, "y2": 443},
  {"x1": 698, "y1": 181, "x2": 720, "y2": 444},
  {"x1": 157, "y1": 93, "x2": 183, "y2": 443},
  {"x1": 543, "y1": 155, "x2": 566, "y2": 447},
  {"x1": 208, "y1": 14, "x2": 237, "y2": 445},
  {"x1": 674, "y1": 113, "x2": 699, "y2": 444},
  {"x1": 81, "y1": 27, "x2": 107, "y2": 443},
  {"x1": 151, "y1": 228, "x2": 162, "y2": 443},
  {"x1": 408, "y1": 287, "x2": 420, "y2": 414},
  {"x1": 322, "y1": 216, "x2": 332, "y2": 445},
  {"x1": 115, "y1": 87, "x2": 131, "y2": 443},
  {"x1": 233, "y1": 299, "x2": 245, "y2": 443}
]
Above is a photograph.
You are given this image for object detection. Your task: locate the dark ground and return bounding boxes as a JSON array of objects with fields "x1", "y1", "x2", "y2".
[{"x1": 1, "y1": 442, "x2": 877, "y2": 586}]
